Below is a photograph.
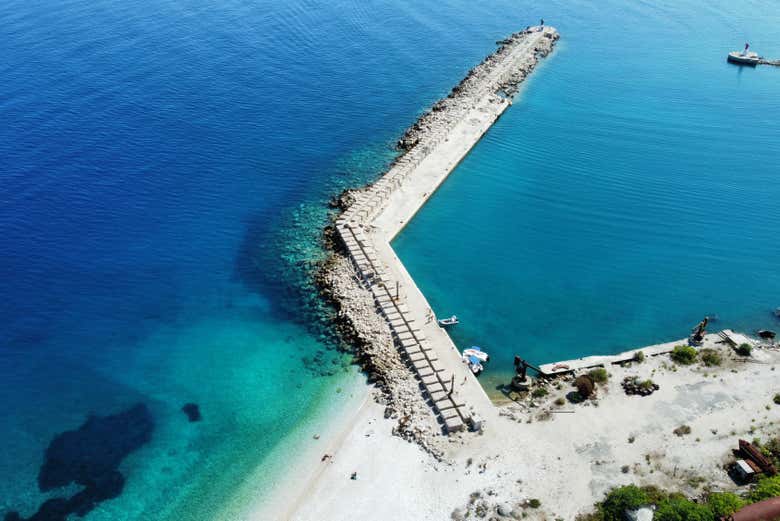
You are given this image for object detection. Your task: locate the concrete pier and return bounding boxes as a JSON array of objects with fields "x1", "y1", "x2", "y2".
[{"x1": 334, "y1": 26, "x2": 559, "y2": 432}]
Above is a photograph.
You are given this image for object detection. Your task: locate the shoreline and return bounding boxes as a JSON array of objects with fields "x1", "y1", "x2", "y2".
[
  {"x1": 247, "y1": 22, "x2": 780, "y2": 520},
  {"x1": 286, "y1": 331, "x2": 780, "y2": 520}
]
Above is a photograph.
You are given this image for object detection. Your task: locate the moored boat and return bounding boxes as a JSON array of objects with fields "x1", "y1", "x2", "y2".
[
  {"x1": 438, "y1": 315, "x2": 459, "y2": 326},
  {"x1": 462, "y1": 346, "x2": 489, "y2": 376},
  {"x1": 463, "y1": 347, "x2": 489, "y2": 362}
]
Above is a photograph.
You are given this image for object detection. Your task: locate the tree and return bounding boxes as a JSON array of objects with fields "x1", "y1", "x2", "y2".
[{"x1": 575, "y1": 375, "x2": 595, "y2": 398}]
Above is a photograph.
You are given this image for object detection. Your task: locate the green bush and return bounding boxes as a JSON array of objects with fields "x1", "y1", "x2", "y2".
[
  {"x1": 706, "y1": 492, "x2": 745, "y2": 518},
  {"x1": 589, "y1": 367, "x2": 609, "y2": 384},
  {"x1": 528, "y1": 498, "x2": 541, "y2": 508},
  {"x1": 654, "y1": 495, "x2": 714, "y2": 521},
  {"x1": 700, "y1": 349, "x2": 722, "y2": 367},
  {"x1": 671, "y1": 345, "x2": 698, "y2": 365},
  {"x1": 634, "y1": 350, "x2": 645, "y2": 363},
  {"x1": 749, "y1": 475, "x2": 780, "y2": 502},
  {"x1": 531, "y1": 387, "x2": 548, "y2": 398},
  {"x1": 639, "y1": 379, "x2": 656, "y2": 391},
  {"x1": 736, "y1": 343, "x2": 752, "y2": 356},
  {"x1": 773, "y1": 394, "x2": 780, "y2": 405},
  {"x1": 598, "y1": 486, "x2": 650, "y2": 521}
]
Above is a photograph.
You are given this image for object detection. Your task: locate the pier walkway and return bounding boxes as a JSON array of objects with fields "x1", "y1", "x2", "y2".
[{"x1": 334, "y1": 27, "x2": 559, "y2": 432}]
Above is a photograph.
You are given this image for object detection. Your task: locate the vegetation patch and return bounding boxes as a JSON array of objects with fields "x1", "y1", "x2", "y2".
[
  {"x1": 671, "y1": 345, "x2": 698, "y2": 365},
  {"x1": 577, "y1": 486, "x2": 745, "y2": 521},
  {"x1": 736, "y1": 343, "x2": 753, "y2": 356},
  {"x1": 700, "y1": 349, "x2": 722, "y2": 367},
  {"x1": 588, "y1": 367, "x2": 609, "y2": 384},
  {"x1": 531, "y1": 387, "x2": 548, "y2": 399},
  {"x1": 622, "y1": 376, "x2": 658, "y2": 396}
]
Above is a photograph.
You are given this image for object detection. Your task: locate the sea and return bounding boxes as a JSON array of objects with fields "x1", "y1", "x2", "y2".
[{"x1": 0, "y1": 0, "x2": 778, "y2": 518}]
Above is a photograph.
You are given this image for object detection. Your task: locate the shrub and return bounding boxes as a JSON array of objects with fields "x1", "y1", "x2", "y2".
[
  {"x1": 554, "y1": 397, "x2": 565, "y2": 406},
  {"x1": 700, "y1": 349, "x2": 722, "y2": 367},
  {"x1": 654, "y1": 495, "x2": 714, "y2": 521},
  {"x1": 528, "y1": 498, "x2": 541, "y2": 508},
  {"x1": 634, "y1": 350, "x2": 645, "y2": 363},
  {"x1": 749, "y1": 475, "x2": 780, "y2": 502},
  {"x1": 598, "y1": 486, "x2": 650, "y2": 521},
  {"x1": 774, "y1": 394, "x2": 780, "y2": 405},
  {"x1": 531, "y1": 387, "x2": 548, "y2": 398},
  {"x1": 638, "y1": 379, "x2": 656, "y2": 391},
  {"x1": 736, "y1": 343, "x2": 752, "y2": 356},
  {"x1": 589, "y1": 367, "x2": 609, "y2": 384},
  {"x1": 671, "y1": 345, "x2": 698, "y2": 365},
  {"x1": 673, "y1": 425, "x2": 692, "y2": 437},
  {"x1": 575, "y1": 375, "x2": 595, "y2": 398},
  {"x1": 706, "y1": 492, "x2": 745, "y2": 518}
]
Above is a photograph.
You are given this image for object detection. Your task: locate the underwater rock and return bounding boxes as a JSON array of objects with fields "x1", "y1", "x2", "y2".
[
  {"x1": 4, "y1": 403, "x2": 153, "y2": 521},
  {"x1": 181, "y1": 403, "x2": 201, "y2": 422}
]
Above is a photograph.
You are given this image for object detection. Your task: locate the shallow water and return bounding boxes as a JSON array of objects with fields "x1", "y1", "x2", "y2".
[{"x1": 393, "y1": 0, "x2": 780, "y2": 391}]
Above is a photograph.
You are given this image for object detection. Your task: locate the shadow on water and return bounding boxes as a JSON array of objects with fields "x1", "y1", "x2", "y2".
[{"x1": 4, "y1": 404, "x2": 154, "y2": 521}]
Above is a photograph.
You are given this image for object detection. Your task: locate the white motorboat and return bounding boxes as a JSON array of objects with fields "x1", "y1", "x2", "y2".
[
  {"x1": 462, "y1": 346, "x2": 489, "y2": 376},
  {"x1": 462, "y1": 347, "x2": 489, "y2": 362}
]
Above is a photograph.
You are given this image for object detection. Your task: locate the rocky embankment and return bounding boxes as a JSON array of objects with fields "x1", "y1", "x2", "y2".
[
  {"x1": 396, "y1": 28, "x2": 558, "y2": 152},
  {"x1": 316, "y1": 252, "x2": 446, "y2": 455},
  {"x1": 315, "y1": 27, "x2": 559, "y2": 450}
]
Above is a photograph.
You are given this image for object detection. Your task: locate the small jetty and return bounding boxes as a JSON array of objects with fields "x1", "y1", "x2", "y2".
[
  {"x1": 538, "y1": 329, "x2": 761, "y2": 377},
  {"x1": 538, "y1": 339, "x2": 681, "y2": 376}
]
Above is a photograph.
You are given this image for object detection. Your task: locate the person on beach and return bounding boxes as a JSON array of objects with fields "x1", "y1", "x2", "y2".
[{"x1": 540, "y1": 18, "x2": 544, "y2": 28}]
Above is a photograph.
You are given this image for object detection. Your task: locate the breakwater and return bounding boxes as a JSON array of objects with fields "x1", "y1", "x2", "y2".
[{"x1": 323, "y1": 26, "x2": 559, "y2": 435}]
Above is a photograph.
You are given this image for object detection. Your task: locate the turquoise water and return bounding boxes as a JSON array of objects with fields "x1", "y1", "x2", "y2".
[
  {"x1": 394, "y1": 0, "x2": 780, "y2": 391},
  {"x1": 2, "y1": 0, "x2": 779, "y2": 518}
]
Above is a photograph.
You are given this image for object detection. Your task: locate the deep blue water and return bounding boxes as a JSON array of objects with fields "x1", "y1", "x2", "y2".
[
  {"x1": 393, "y1": 0, "x2": 780, "y2": 391},
  {"x1": 1, "y1": 0, "x2": 778, "y2": 518},
  {"x1": 0, "y1": 0, "x2": 574, "y2": 518}
]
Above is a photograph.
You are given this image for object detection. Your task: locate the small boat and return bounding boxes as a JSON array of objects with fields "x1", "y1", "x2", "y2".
[
  {"x1": 438, "y1": 315, "x2": 459, "y2": 327},
  {"x1": 463, "y1": 347, "x2": 489, "y2": 362},
  {"x1": 462, "y1": 347, "x2": 489, "y2": 376},
  {"x1": 758, "y1": 330, "x2": 776, "y2": 340},
  {"x1": 728, "y1": 50, "x2": 759, "y2": 66},
  {"x1": 464, "y1": 355, "x2": 484, "y2": 376}
]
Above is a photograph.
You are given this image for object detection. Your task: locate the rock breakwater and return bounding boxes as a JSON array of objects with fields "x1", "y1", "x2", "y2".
[{"x1": 317, "y1": 26, "x2": 559, "y2": 445}]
